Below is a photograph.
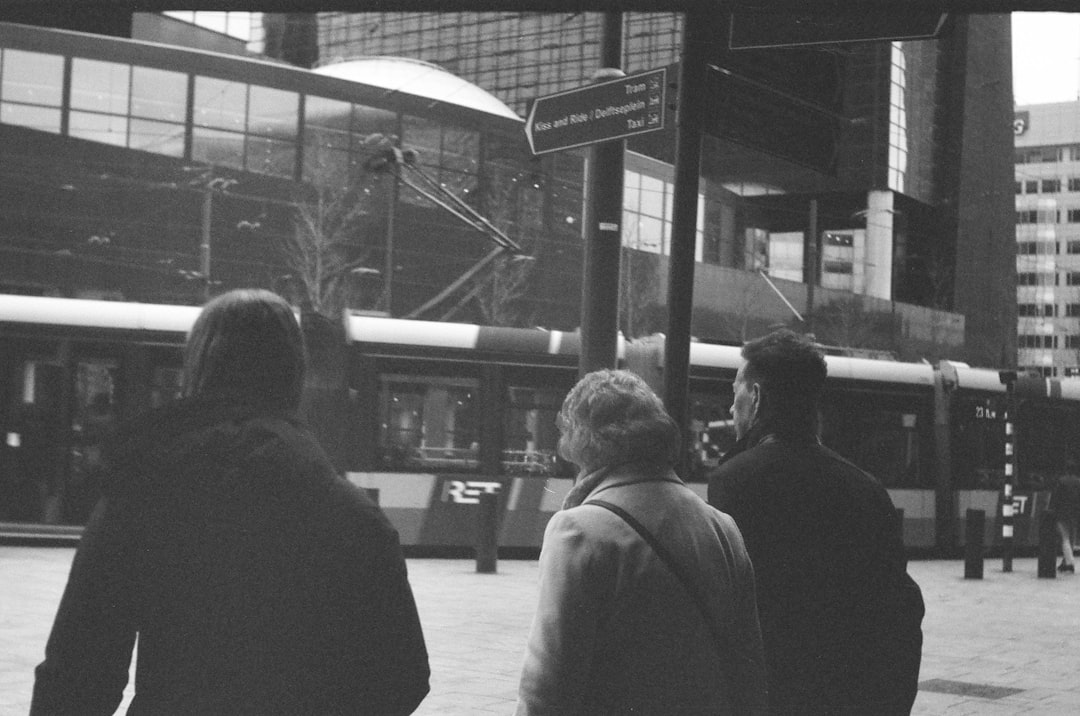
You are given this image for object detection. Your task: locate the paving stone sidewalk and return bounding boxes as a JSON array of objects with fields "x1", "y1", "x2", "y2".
[{"x1": 2, "y1": 548, "x2": 1079, "y2": 715}]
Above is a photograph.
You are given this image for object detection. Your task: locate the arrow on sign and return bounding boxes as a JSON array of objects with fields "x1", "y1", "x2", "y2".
[{"x1": 525, "y1": 67, "x2": 667, "y2": 155}]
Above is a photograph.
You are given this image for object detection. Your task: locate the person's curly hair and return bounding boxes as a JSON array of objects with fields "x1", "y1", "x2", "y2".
[{"x1": 557, "y1": 369, "x2": 679, "y2": 471}]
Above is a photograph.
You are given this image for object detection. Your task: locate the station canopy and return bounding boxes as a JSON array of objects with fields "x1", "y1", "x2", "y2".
[{"x1": 313, "y1": 56, "x2": 521, "y2": 121}]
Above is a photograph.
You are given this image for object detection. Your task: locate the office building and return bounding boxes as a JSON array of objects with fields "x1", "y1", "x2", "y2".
[{"x1": 1014, "y1": 102, "x2": 1080, "y2": 377}]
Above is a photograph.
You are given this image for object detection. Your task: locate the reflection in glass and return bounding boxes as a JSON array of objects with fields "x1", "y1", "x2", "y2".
[
  {"x1": 379, "y1": 376, "x2": 478, "y2": 470},
  {"x1": 246, "y1": 134, "x2": 296, "y2": 178},
  {"x1": 192, "y1": 127, "x2": 244, "y2": 170},
  {"x1": 247, "y1": 84, "x2": 298, "y2": 138},
  {"x1": 71, "y1": 58, "x2": 130, "y2": 114},
  {"x1": 305, "y1": 95, "x2": 352, "y2": 139},
  {"x1": 304, "y1": 96, "x2": 352, "y2": 185},
  {"x1": 441, "y1": 127, "x2": 479, "y2": 174},
  {"x1": 131, "y1": 66, "x2": 188, "y2": 122},
  {"x1": 351, "y1": 104, "x2": 397, "y2": 138},
  {"x1": 691, "y1": 386, "x2": 735, "y2": 477},
  {"x1": 401, "y1": 114, "x2": 441, "y2": 162},
  {"x1": 69, "y1": 111, "x2": 129, "y2": 147},
  {"x1": 129, "y1": 118, "x2": 185, "y2": 157},
  {"x1": 0, "y1": 103, "x2": 61, "y2": 133},
  {"x1": 503, "y1": 386, "x2": 562, "y2": 476},
  {"x1": 67, "y1": 359, "x2": 118, "y2": 525},
  {"x1": 194, "y1": 76, "x2": 247, "y2": 131},
  {"x1": 0, "y1": 49, "x2": 64, "y2": 106}
]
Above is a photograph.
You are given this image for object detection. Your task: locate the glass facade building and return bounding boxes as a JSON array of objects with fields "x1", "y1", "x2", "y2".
[
  {"x1": 0, "y1": 22, "x2": 586, "y2": 328},
  {"x1": 295, "y1": 12, "x2": 1016, "y2": 366}
]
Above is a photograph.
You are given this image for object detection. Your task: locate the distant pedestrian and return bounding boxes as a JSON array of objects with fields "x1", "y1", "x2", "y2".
[
  {"x1": 708, "y1": 329, "x2": 925, "y2": 715},
  {"x1": 32, "y1": 289, "x2": 430, "y2": 715},
  {"x1": 1052, "y1": 473, "x2": 1080, "y2": 573},
  {"x1": 517, "y1": 369, "x2": 768, "y2": 715}
]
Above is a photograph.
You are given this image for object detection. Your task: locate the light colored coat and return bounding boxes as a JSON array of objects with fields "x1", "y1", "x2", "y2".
[{"x1": 516, "y1": 463, "x2": 767, "y2": 715}]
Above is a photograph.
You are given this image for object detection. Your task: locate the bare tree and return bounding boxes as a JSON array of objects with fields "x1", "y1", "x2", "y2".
[{"x1": 278, "y1": 136, "x2": 390, "y2": 320}]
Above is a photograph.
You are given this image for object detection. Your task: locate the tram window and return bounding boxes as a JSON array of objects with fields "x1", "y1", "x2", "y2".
[
  {"x1": 952, "y1": 396, "x2": 1005, "y2": 489},
  {"x1": 821, "y1": 395, "x2": 927, "y2": 488},
  {"x1": 379, "y1": 375, "x2": 479, "y2": 471},
  {"x1": 689, "y1": 385, "x2": 735, "y2": 478},
  {"x1": 503, "y1": 386, "x2": 562, "y2": 476}
]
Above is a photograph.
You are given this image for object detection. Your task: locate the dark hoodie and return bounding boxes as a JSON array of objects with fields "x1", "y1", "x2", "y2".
[{"x1": 31, "y1": 396, "x2": 430, "y2": 715}]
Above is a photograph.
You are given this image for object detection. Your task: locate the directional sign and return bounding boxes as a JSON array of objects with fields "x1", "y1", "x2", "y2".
[{"x1": 525, "y1": 68, "x2": 666, "y2": 155}]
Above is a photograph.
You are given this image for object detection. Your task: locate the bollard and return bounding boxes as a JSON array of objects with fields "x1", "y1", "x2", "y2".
[
  {"x1": 364, "y1": 488, "x2": 380, "y2": 506},
  {"x1": 1038, "y1": 509, "x2": 1058, "y2": 579},
  {"x1": 964, "y1": 509, "x2": 985, "y2": 579},
  {"x1": 476, "y1": 491, "x2": 498, "y2": 574}
]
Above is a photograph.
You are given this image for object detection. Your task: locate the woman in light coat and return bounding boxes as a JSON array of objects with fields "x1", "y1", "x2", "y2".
[{"x1": 516, "y1": 369, "x2": 767, "y2": 715}]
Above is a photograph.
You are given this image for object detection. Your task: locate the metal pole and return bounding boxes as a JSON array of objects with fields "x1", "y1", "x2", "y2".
[
  {"x1": 663, "y1": 9, "x2": 709, "y2": 476},
  {"x1": 476, "y1": 491, "x2": 498, "y2": 574},
  {"x1": 964, "y1": 508, "x2": 985, "y2": 579},
  {"x1": 579, "y1": 12, "x2": 624, "y2": 377},
  {"x1": 1002, "y1": 376, "x2": 1016, "y2": 572}
]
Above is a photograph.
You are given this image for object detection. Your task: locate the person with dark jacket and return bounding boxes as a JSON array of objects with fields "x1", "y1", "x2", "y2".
[
  {"x1": 31, "y1": 289, "x2": 430, "y2": 715},
  {"x1": 517, "y1": 369, "x2": 767, "y2": 715},
  {"x1": 708, "y1": 330, "x2": 924, "y2": 716}
]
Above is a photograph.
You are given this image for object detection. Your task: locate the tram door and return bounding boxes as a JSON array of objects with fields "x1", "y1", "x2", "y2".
[
  {"x1": 0, "y1": 345, "x2": 64, "y2": 524},
  {"x1": 65, "y1": 345, "x2": 183, "y2": 526},
  {"x1": 66, "y1": 351, "x2": 121, "y2": 525}
]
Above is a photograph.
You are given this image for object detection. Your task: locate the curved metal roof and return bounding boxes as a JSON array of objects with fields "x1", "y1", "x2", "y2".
[{"x1": 313, "y1": 56, "x2": 520, "y2": 121}]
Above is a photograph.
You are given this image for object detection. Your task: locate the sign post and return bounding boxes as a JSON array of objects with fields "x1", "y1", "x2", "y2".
[{"x1": 525, "y1": 67, "x2": 666, "y2": 156}]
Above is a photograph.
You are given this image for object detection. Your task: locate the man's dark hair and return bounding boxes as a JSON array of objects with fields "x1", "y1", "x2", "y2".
[{"x1": 741, "y1": 329, "x2": 827, "y2": 438}]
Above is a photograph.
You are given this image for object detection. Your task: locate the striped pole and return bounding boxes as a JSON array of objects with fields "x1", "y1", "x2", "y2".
[{"x1": 1002, "y1": 379, "x2": 1016, "y2": 573}]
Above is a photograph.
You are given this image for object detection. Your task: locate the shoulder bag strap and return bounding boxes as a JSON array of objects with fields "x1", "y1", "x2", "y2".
[{"x1": 586, "y1": 498, "x2": 744, "y2": 707}]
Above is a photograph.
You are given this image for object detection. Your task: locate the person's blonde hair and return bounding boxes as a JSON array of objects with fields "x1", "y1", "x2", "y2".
[
  {"x1": 182, "y1": 289, "x2": 306, "y2": 410},
  {"x1": 557, "y1": 369, "x2": 679, "y2": 471}
]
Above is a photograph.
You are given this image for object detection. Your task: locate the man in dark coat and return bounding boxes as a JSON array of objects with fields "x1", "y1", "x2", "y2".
[
  {"x1": 708, "y1": 329, "x2": 924, "y2": 715},
  {"x1": 31, "y1": 290, "x2": 430, "y2": 715}
]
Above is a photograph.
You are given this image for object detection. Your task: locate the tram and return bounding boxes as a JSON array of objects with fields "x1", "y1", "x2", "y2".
[{"x1": 2, "y1": 293, "x2": 1079, "y2": 554}]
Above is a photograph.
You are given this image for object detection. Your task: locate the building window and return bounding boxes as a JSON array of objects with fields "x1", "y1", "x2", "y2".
[
  {"x1": 0, "y1": 48, "x2": 64, "y2": 133},
  {"x1": 1067, "y1": 272, "x2": 1080, "y2": 286},
  {"x1": 192, "y1": 76, "x2": 299, "y2": 178},
  {"x1": 129, "y1": 66, "x2": 187, "y2": 156},
  {"x1": 69, "y1": 58, "x2": 131, "y2": 148},
  {"x1": 1015, "y1": 181, "x2": 1023, "y2": 195},
  {"x1": 1016, "y1": 241, "x2": 1056, "y2": 255},
  {"x1": 1018, "y1": 303, "x2": 1055, "y2": 317},
  {"x1": 1017, "y1": 210, "x2": 1038, "y2": 224},
  {"x1": 1043, "y1": 179, "x2": 1062, "y2": 193},
  {"x1": 1018, "y1": 272, "x2": 1055, "y2": 286},
  {"x1": 1066, "y1": 304, "x2": 1080, "y2": 317},
  {"x1": 1069, "y1": 178, "x2": 1080, "y2": 192},
  {"x1": 1067, "y1": 336, "x2": 1080, "y2": 349},
  {"x1": 1024, "y1": 180, "x2": 1039, "y2": 194},
  {"x1": 622, "y1": 168, "x2": 704, "y2": 261},
  {"x1": 1016, "y1": 146, "x2": 1063, "y2": 163},
  {"x1": 1068, "y1": 210, "x2": 1080, "y2": 223},
  {"x1": 1065, "y1": 367, "x2": 1080, "y2": 377},
  {"x1": 1018, "y1": 334, "x2": 1058, "y2": 349}
]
